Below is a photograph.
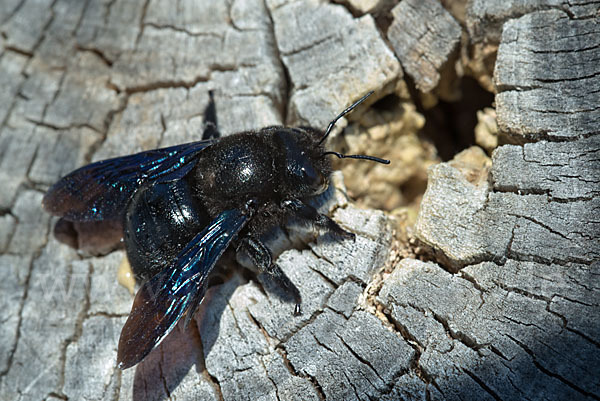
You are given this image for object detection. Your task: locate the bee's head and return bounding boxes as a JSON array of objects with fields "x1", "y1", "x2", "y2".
[
  {"x1": 278, "y1": 91, "x2": 389, "y2": 198},
  {"x1": 275, "y1": 127, "x2": 331, "y2": 197}
]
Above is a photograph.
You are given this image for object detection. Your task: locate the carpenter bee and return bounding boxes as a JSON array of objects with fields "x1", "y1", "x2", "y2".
[{"x1": 42, "y1": 91, "x2": 389, "y2": 369}]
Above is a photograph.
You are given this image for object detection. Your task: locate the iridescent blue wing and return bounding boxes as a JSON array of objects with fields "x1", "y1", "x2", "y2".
[
  {"x1": 42, "y1": 139, "x2": 215, "y2": 221},
  {"x1": 116, "y1": 209, "x2": 250, "y2": 370}
]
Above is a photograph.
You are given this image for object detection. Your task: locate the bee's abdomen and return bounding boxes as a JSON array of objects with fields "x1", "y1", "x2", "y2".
[{"x1": 123, "y1": 178, "x2": 210, "y2": 281}]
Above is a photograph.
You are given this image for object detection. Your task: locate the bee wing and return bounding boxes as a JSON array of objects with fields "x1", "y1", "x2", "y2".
[
  {"x1": 42, "y1": 139, "x2": 215, "y2": 221},
  {"x1": 116, "y1": 208, "x2": 250, "y2": 370}
]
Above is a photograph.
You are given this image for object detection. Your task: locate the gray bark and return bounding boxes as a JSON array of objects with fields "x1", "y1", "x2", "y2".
[
  {"x1": 412, "y1": 6, "x2": 600, "y2": 400},
  {"x1": 387, "y1": 0, "x2": 461, "y2": 93},
  {"x1": 0, "y1": 1, "x2": 598, "y2": 401}
]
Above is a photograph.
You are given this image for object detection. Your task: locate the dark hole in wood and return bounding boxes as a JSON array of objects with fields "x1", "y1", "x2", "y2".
[
  {"x1": 371, "y1": 93, "x2": 402, "y2": 112},
  {"x1": 420, "y1": 77, "x2": 494, "y2": 161}
]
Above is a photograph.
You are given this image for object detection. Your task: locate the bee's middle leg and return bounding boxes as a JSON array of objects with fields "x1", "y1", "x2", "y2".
[{"x1": 237, "y1": 236, "x2": 302, "y2": 315}]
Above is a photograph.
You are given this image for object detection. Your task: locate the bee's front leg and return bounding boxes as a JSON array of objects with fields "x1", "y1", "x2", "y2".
[{"x1": 281, "y1": 198, "x2": 355, "y2": 241}]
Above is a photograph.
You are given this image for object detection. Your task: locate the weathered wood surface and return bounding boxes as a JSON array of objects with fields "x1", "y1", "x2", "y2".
[
  {"x1": 413, "y1": 6, "x2": 600, "y2": 401},
  {"x1": 0, "y1": 1, "x2": 598, "y2": 401},
  {"x1": 462, "y1": 0, "x2": 599, "y2": 93},
  {"x1": 387, "y1": 0, "x2": 461, "y2": 93}
]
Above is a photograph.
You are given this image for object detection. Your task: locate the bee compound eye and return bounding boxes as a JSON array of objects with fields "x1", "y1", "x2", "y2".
[{"x1": 300, "y1": 166, "x2": 317, "y2": 184}]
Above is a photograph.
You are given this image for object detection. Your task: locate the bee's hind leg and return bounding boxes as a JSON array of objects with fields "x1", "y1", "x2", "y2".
[{"x1": 202, "y1": 90, "x2": 220, "y2": 139}]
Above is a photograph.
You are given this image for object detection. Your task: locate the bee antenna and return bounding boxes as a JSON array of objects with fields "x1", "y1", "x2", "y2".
[
  {"x1": 322, "y1": 151, "x2": 390, "y2": 164},
  {"x1": 317, "y1": 91, "x2": 374, "y2": 147}
]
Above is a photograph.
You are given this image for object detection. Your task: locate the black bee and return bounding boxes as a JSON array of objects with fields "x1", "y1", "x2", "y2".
[{"x1": 42, "y1": 91, "x2": 389, "y2": 369}]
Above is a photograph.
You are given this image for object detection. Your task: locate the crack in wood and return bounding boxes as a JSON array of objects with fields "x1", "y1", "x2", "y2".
[
  {"x1": 191, "y1": 321, "x2": 225, "y2": 401},
  {"x1": 0, "y1": 252, "x2": 38, "y2": 380},
  {"x1": 143, "y1": 22, "x2": 224, "y2": 38},
  {"x1": 57, "y1": 262, "x2": 91, "y2": 396},
  {"x1": 464, "y1": 369, "x2": 504, "y2": 401},
  {"x1": 507, "y1": 334, "x2": 600, "y2": 400},
  {"x1": 75, "y1": 45, "x2": 114, "y2": 67}
]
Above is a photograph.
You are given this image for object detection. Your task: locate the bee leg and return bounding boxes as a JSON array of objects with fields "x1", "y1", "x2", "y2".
[
  {"x1": 202, "y1": 90, "x2": 220, "y2": 139},
  {"x1": 281, "y1": 198, "x2": 355, "y2": 241},
  {"x1": 237, "y1": 236, "x2": 302, "y2": 315}
]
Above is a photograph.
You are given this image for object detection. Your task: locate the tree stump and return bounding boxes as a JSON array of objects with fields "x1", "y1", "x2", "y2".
[{"x1": 0, "y1": 0, "x2": 597, "y2": 400}]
